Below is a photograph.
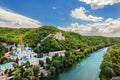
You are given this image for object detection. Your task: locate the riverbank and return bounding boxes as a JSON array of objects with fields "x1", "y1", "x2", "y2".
[{"x1": 99, "y1": 44, "x2": 120, "y2": 80}]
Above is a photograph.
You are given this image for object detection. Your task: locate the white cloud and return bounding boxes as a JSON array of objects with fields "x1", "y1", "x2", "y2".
[
  {"x1": 79, "y1": 0, "x2": 120, "y2": 9},
  {"x1": 0, "y1": 7, "x2": 41, "y2": 28},
  {"x1": 70, "y1": 7, "x2": 103, "y2": 22},
  {"x1": 60, "y1": 18, "x2": 120, "y2": 37}
]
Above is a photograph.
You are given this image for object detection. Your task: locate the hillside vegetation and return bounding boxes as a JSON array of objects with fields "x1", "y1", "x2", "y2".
[
  {"x1": 100, "y1": 44, "x2": 120, "y2": 80},
  {"x1": 0, "y1": 26, "x2": 120, "y2": 54},
  {"x1": 0, "y1": 43, "x2": 5, "y2": 58}
]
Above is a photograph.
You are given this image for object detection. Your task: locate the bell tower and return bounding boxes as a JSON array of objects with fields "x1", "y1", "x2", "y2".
[{"x1": 18, "y1": 37, "x2": 25, "y2": 50}]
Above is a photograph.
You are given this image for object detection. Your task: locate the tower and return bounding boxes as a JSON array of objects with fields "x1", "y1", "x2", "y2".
[{"x1": 18, "y1": 37, "x2": 25, "y2": 50}]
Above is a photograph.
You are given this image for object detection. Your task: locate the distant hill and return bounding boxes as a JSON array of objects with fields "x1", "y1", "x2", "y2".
[{"x1": 0, "y1": 26, "x2": 120, "y2": 54}]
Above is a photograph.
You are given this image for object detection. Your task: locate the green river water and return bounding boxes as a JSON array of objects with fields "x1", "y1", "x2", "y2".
[{"x1": 53, "y1": 47, "x2": 108, "y2": 80}]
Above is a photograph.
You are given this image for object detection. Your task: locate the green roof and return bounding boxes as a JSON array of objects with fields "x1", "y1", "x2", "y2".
[
  {"x1": 6, "y1": 45, "x2": 13, "y2": 49},
  {"x1": 10, "y1": 54, "x2": 18, "y2": 57},
  {"x1": 0, "y1": 62, "x2": 14, "y2": 67},
  {"x1": 17, "y1": 44, "x2": 21, "y2": 48}
]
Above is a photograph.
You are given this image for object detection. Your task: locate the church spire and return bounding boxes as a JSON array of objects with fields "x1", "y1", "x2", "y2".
[{"x1": 18, "y1": 37, "x2": 25, "y2": 50}]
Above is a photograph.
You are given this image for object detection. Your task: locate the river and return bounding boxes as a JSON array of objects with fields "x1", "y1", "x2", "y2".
[{"x1": 53, "y1": 47, "x2": 108, "y2": 80}]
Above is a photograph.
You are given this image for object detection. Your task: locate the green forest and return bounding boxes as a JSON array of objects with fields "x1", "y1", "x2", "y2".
[
  {"x1": 100, "y1": 44, "x2": 120, "y2": 80},
  {"x1": 0, "y1": 43, "x2": 5, "y2": 58},
  {"x1": 0, "y1": 26, "x2": 120, "y2": 54}
]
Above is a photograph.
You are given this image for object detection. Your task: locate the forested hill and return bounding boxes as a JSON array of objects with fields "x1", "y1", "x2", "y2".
[{"x1": 0, "y1": 26, "x2": 120, "y2": 54}]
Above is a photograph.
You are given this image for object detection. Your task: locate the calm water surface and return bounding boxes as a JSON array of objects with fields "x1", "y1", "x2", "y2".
[{"x1": 53, "y1": 47, "x2": 108, "y2": 80}]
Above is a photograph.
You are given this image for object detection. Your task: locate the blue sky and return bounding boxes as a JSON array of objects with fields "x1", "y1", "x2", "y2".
[
  {"x1": 0, "y1": 0, "x2": 120, "y2": 27},
  {"x1": 0, "y1": 0, "x2": 85, "y2": 27},
  {"x1": 0, "y1": 0, "x2": 120, "y2": 37}
]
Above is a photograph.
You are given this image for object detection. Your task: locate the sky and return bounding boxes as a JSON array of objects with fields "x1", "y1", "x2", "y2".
[{"x1": 0, "y1": 0, "x2": 120, "y2": 37}]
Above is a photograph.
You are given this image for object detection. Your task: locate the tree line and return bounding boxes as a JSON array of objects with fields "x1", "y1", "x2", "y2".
[{"x1": 100, "y1": 44, "x2": 120, "y2": 80}]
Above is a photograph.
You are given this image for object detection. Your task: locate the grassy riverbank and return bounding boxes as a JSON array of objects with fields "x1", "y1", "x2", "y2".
[{"x1": 100, "y1": 44, "x2": 120, "y2": 80}]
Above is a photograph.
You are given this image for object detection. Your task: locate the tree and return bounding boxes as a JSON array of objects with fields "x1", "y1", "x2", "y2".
[
  {"x1": 46, "y1": 64, "x2": 50, "y2": 70},
  {"x1": 52, "y1": 60, "x2": 61, "y2": 73},
  {"x1": 47, "y1": 70, "x2": 51, "y2": 77},
  {"x1": 25, "y1": 61, "x2": 32, "y2": 68},
  {"x1": 104, "y1": 67, "x2": 115, "y2": 78},
  {"x1": 14, "y1": 68, "x2": 21, "y2": 80},
  {"x1": 39, "y1": 60, "x2": 44, "y2": 67},
  {"x1": 8, "y1": 69, "x2": 14, "y2": 76},
  {"x1": 0, "y1": 57, "x2": 8, "y2": 64},
  {"x1": 13, "y1": 63, "x2": 18, "y2": 69},
  {"x1": 46, "y1": 57, "x2": 51, "y2": 64},
  {"x1": 40, "y1": 72, "x2": 44, "y2": 80},
  {"x1": 50, "y1": 66, "x2": 56, "y2": 75},
  {"x1": 23, "y1": 68, "x2": 34, "y2": 80},
  {"x1": 33, "y1": 65, "x2": 40, "y2": 77},
  {"x1": 0, "y1": 43, "x2": 5, "y2": 58}
]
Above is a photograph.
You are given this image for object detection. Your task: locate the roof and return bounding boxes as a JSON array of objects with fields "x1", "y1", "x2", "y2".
[
  {"x1": 19, "y1": 57, "x2": 29, "y2": 62},
  {"x1": 0, "y1": 62, "x2": 14, "y2": 67},
  {"x1": 12, "y1": 45, "x2": 16, "y2": 49},
  {"x1": 25, "y1": 46, "x2": 32, "y2": 50},
  {"x1": 17, "y1": 44, "x2": 21, "y2": 48},
  {"x1": 6, "y1": 45, "x2": 13, "y2": 49},
  {"x1": 6, "y1": 45, "x2": 16, "y2": 49},
  {"x1": 49, "y1": 50, "x2": 66, "y2": 54},
  {"x1": 10, "y1": 54, "x2": 18, "y2": 57},
  {"x1": 38, "y1": 56, "x2": 52, "y2": 61}
]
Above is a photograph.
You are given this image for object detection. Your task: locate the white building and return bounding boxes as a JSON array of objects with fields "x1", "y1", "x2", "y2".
[
  {"x1": 18, "y1": 58, "x2": 39, "y2": 66},
  {"x1": 2, "y1": 39, "x2": 66, "y2": 75},
  {"x1": 0, "y1": 70, "x2": 4, "y2": 76},
  {"x1": 0, "y1": 62, "x2": 14, "y2": 75},
  {"x1": 54, "y1": 32, "x2": 65, "y2": 40},
  {"x1": 6, "y1": 43, "x2": 38, "y2": 66},
  {"x1": 49, "y1": 50, "x2": 66, "y2": 57}
]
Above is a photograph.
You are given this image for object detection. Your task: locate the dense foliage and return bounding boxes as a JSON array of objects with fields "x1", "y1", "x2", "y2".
[
  {"x1": 36, "y1": 28, "x2": 120, "y2": 54},
  {"x1": 0, "y1": 43, "x2": 5, "y2": 58},
  {"x1": 0, "y1": 26, "x2": 120, "y2": 58},
  {"x1": 7, "y1": 61, "x2": 41, "y2": 80},
  {"x1": 100, "y1": 45, "x2": 120, "y2": 80},
  {"x1": 0, "y1": 26, "x2": 59, "y2": 46}
]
